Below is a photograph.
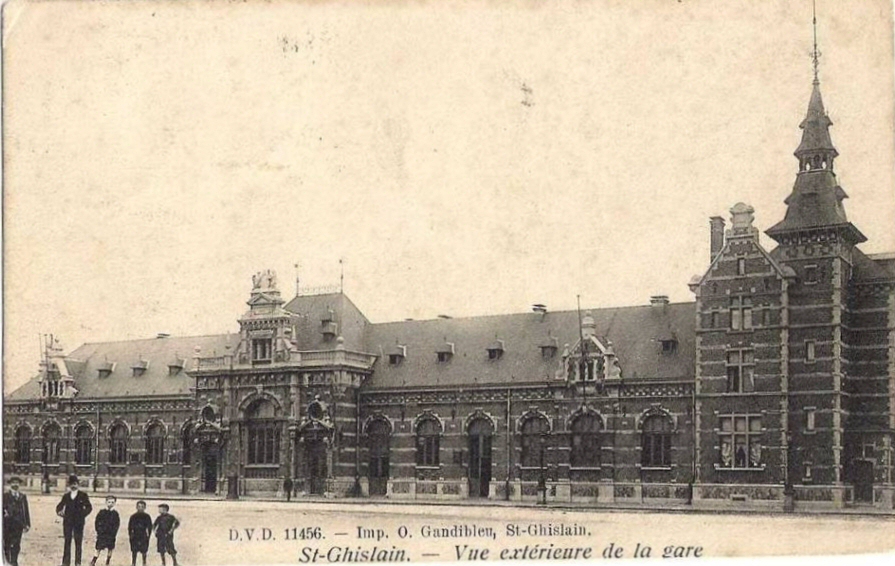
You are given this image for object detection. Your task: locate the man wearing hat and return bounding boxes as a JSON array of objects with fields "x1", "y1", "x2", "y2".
[
  {"x1": 55, "y1": 475, "x2": 93, "y2": 566},
  {"x1": 3, "y1": 477, "x2": 31, "y2": 566}
]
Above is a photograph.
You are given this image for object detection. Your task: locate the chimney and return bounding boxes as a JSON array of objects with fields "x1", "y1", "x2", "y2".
[
  {"x1": 710, "y1": 216, "x2": 726, "y2": 262},
  {"x1": 650, "y1": 295, "x2": 669, "y2": 307}
]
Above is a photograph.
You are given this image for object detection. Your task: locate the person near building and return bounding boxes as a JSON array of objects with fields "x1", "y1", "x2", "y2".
[
  {"x1": 152, "y1": 503, "x2": 180, "y2": 566},
  {"x1": 3, "y1": 477, "x2": 31, "y2": 566},
  {"x1": 284, "y1": 477, "x2": 294, "y2": 502},
  {"x1": 55, "y1": 475, "x2": 93, "y2": 566},
  {"x1": 127, "y1": 501, "x2": 153, "y2": 566},
  {"x1": 90, "y1": 495, "x2": 120, "y2": 566}
]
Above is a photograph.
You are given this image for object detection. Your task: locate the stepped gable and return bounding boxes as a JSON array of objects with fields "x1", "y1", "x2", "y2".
[
  {"x1": 5, "y1": 333, "x2": 233, "y2": 401},
  {"x1": 363, "y1": 301, "x2": 696, "y2": 389}
]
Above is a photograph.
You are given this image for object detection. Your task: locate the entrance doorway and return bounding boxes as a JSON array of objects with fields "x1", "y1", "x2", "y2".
[
  {"x1": 202, "y1": 451, "x2": 218, "y2": 494},
  {"x1": 467, "y1": 418, "x2": 493, "y2": 498},
  {"x1": 306, "y1": 439, "x2": 327, "y2": 495},
  {"x1": 853, "y1": 460, "x2": 873, "y2": 503},
  {"x1": 367, "y1": 419, "x2": 390, "y2": 496}
]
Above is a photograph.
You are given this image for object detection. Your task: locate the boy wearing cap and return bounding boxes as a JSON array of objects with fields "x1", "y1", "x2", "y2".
[
  {"x1": 90, "y1": 495, "x2": 120, "y2": 566},
  {"x1": 127, "y1": 500, "x2": 152, "y2": 566},
  {"x1": 152, "y1": 503, "x2": 180, "y2": 566},
  {"x1": 55, "y1": 475, "x2": 93, "y2": 566},
  {"x1": 3, "y1": 477, "x2": 31, "y2": 566}
]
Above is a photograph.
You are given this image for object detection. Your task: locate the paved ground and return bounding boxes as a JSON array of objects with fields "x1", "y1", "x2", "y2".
[{"x1": 10, "y1": 495, "x2": 895, "y2": 566}]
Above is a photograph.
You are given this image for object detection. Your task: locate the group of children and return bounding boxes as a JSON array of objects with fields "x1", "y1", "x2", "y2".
[{"x1": 91, "y1": 497, "x2": 180, "y2": 566}]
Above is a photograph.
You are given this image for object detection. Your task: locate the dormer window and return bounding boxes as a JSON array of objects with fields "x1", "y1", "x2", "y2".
[
  {"x1": 539, "y1": 337, "x2": 558, "y2": 359},
  {"x1": 486, "y1": 340, "x2": 504, "y2": 360},
  {"x1": 132, "y1": 360, "x2": 149, "y2": 378},
  {"x1": 436, "y1": 342, "x2": 454, "y2": 363},
  {"x1": 168, "y1": 358, "x2": 185, "y2": 376},
  {"x1": 661, "y1": 339, "x2": 677, "y2": 354},
  {"x1": 321, "y1": 321, "x2": 338, "y2": 341},
  {"x1": 252, "y1": 339, "x2": 272, "y2": 363},
  {"x1": 97, "y1": 361, "x2": 115, "y2": 379},
  {"x1": 321, "y1": 308, "x2": 335, "y2": 324},
  {"x1": 389, "y1": 345, "x2": 406, "y2": 365}
]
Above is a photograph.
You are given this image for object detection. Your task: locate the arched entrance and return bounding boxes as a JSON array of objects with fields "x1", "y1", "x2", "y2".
[
  {"x1": 201, "y1": 444, "x2": 219, "y2": 493},
  {"x1": 305, "y1": 434, "x2": 328, "y2": 495},
  {"x1": 467, "y1": 417, "x2": 493, "y2": 498},
  {"x1": 192, "y1": 421, "x2": 224, "y2": 495},
  {"x1": 366, "y1": 419, "x2": 390, "y2": 496}
]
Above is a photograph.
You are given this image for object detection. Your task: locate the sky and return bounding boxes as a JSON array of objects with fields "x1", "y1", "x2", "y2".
[{"x1": 3, "y1": 0, "x2": 895, "y2": 394}]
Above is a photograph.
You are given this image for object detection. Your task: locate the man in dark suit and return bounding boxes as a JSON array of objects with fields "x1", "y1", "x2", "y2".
[
  {"x1": 55, "y1": 475, "x2": 93, "y2": 566},
  {"x1": 3, "y1": 476, "x2": 31, "y2": 566}
]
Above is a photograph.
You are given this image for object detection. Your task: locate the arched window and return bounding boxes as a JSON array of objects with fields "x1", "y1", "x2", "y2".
[
  {"x1": 641, "y1": 415, "x2": 673, "y2": 468},
  {"x1": 75, "y1": 425, "x2": 93, "y2": 466},
  {"x1": 201, "y1": 406, "x2": 215, "y2": 422},
  {"x1": 520, "y1": 415, "x2": 549, "y2": 468},
  {"x1": 415, "y1": 419, "x2": 440, "y2": 467},
  {"x1": 109, "y1": 423, "x2": 129, "y2": 465},
  {"x1": 42, "y1": 423, "x2": 61, "y2": 465},
  {"x1": 14, "y1": 427, "x2": 31, "y2": 464},
  {"x1": 570, "y1": 414, "x2": 602, "y2": 468},
  {"x1": 246, "y1": 399, "x2": 280, "y2": 465},
  {"x1": 146, "y1": 423, "x2": 166, "y2": 465}
]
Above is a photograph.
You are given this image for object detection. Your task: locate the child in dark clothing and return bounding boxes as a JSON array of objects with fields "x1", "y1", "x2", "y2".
[
  {"x1": 153, "y1": 503, "x2": 180, "y2": 566},
  {"x1": 128, "y1": 500, "x2": 153, "y2": 566},
  {"x1": 90, "y1": 495, "x2": 120, "y2": 566}
]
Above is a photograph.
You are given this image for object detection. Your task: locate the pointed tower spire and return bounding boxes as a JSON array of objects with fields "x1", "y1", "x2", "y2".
[{"x1": 766, "y1": 2, "x2": 865, "y2": 245}]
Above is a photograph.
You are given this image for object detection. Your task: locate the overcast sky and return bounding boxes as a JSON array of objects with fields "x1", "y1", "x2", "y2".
[{"x1": 4, "y1": 0, "x2": 894, "y2": 393}]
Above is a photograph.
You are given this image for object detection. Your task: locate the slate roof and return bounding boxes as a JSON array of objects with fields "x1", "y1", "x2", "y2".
[
  {"x1": 854, "y1": 250, "x2": 895, "y2": 282},
  {"x1": 362, "y1": 302, "x2": 696, "y2": 389},
  {"x1": 5, "y1": 298, "x2": 696, "y2": 401},
  {"x1": 5, "y1": 334, "x2": 233, "y2": 401},
  {"x1": 283, "y1": 293, "x2": 369, "y2": 352},
  {"x1": 794, "y1": 82, "x2": 837, "y2": 157}
]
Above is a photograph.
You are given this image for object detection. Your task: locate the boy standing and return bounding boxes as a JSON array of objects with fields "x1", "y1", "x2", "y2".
[
  {"x1": 152, "y1": 503, "x2": 180, "y2": 566},
  {"x1": 90, "y1": 496, "x2": 120, "y2": 566},
  {"x1": 127, "y1": 501, "x2": 152, "y2": 566}
]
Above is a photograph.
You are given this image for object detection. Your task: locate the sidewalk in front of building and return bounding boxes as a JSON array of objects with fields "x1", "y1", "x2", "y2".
[{"x1": 37, "y1": 488, "x2": 894, "y2": 518}]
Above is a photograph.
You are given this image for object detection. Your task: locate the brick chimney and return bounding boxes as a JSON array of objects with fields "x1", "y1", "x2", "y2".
[{"x1": 710, "y1": 216, "x2": 726, "y2": 262}]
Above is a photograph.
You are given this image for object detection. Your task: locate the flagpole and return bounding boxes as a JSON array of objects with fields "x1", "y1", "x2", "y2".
[{"x1": 577, "y1": 295, "x2": 587, "y2": 410}]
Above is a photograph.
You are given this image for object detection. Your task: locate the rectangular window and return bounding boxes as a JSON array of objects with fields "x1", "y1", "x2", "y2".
[
  {"x1": 15, "y1": 438, "x2": 30, "y2": 464},
  {"x1": 75, "y1": 438, "x2": 93, "y2": 466},
  {"x1": 719, "y1": 415, "x2": 762, "y2": 469},
  {"x1": 804, "y1": 265, "x2": 818, "y2": 284},
  {"x1": 146, "y1": 437, "x2": 165, "y2": 465},
  {"x1": 806, "y1": 340, "x2": 816, "y2": 362},
  {"x1": 729, "y1": 297, "x2": 753, "y2": 330},
  {"x1": 805, "y1": 408, "x2": 816, "y2": 431},
  {"x1": 737, "y1": 257, "x2": 746, "y2": 276},
  {"x1": 726, "y1": 349, "x2": 754, "y2": 393},
  {"x1": 416, "y1": 435, "x2": 440, "y2": 467},
  {"x1": 252, "y1": 339, "x2": 272, "y2": 362},
  {"x1": 43, "y1": 439, "x2": 60, "y2": 465},
  {"x1": 110, "y1": 439, "x2": 127, "y2": 465},
  {"x1": 248, "y1": 424, "x2": 280, "y2": 465},
  {"x1": 711, "y1": 311, "x2": 719, "y2": 329}
]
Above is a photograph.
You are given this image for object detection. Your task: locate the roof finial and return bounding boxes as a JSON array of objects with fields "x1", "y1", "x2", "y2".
[{"x1": 812, "y1": 0, "x2": 821, "y2": 85}]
